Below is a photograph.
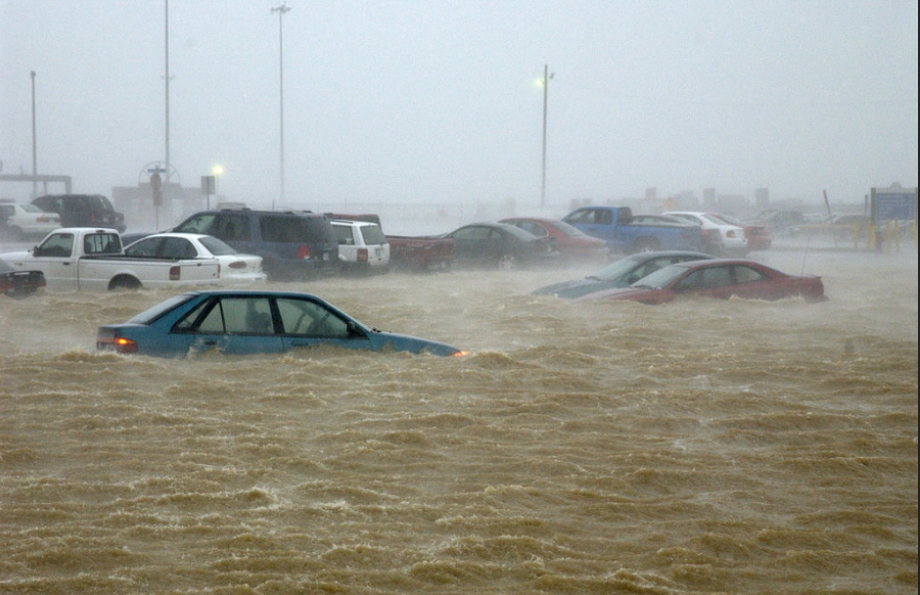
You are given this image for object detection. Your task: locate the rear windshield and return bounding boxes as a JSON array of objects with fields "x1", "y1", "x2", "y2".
[
  {"x1": 87, "y1": 195, "x2": 116, "y2": 213},
  {"x1": 199, "y1": 236, "x2": 237, "y2": 256},
  {"x1": 128, "y1": 293, "x2": 197, "y2": 324},
  {"x1": 260, "y1": 215, "x2": 334, "y2": 244},
  {"x1": 360, "y1": 225, "x2": 387, "y2": 245}
]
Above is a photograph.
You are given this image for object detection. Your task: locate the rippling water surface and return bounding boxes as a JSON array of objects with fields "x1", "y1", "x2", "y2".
[{"x1": 1, "y1": 249, "x2": 916, "y2": 594}]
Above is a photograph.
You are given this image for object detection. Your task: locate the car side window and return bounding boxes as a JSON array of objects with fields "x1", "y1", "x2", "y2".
[
  {"x1": 194, "y1": 297, "x2": 274, "y2": 334},
  {"x1": 597, "y1": 210, "x2": 613, "y2": 225},
  {"x1": 276, "y1": 297, "x2": 351, "y2": 338},
  {"x1": 678, "y1": 266, "x2": 733, "y2": 290},
  {"x1": 35, "y1": 233, "x2": 74, "y2": 257},
  {"x1": 733, "y1": 266, "x2": 767, "y2": 284},
  {"x1": 219, "y1": 215, "x2": 251, "y2": 242},
  {"x1": 335, "y1": 225, "x2": 355, "y2": 245}
]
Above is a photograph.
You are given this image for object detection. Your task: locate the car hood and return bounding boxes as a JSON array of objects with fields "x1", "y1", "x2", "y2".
[
  {"x1": 572, "y1": 286, "x2": 658, "y2": 303},
  {"x1": 367, "y1": 331, "x2": 466, "y2": 357},
  {"x1": 533, "y1": 278, "x2": 628, "y2": 299}
]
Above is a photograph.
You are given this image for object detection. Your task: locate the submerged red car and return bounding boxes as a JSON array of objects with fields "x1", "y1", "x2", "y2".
[
  {"x1": 500, "y1": 217, "x2": 610, "y2": 262},
  {"x1": 573, "y1": 259, "x2": 827, "y2": 305}
]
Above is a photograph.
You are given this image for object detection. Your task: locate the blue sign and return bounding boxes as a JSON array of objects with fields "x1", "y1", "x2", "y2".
[{"x1": 874, "y1": 191, "x2": 917, "y2": 222}]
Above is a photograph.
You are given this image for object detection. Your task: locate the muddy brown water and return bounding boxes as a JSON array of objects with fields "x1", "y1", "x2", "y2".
[{"x1": 1, "y1": 249, "x2": 916, "y2": 594}]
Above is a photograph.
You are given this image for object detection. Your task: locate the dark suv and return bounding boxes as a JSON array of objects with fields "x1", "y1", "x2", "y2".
[
  {"x1": 172, "y1": 209, "x2": 339, "y2": 280},
  {"x1": 32, "y1": 194, "x2": 126, "y2": 233}
]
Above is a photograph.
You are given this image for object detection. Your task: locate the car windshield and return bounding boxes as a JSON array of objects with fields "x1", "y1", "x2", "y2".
[
  {"x1": 199, "y1": 236, "x2": 238, "y2": 256},
  {"x1": 127, "y1": 293, "x2": 198, "y2": 324},
  {"x1": 20, "y1": 204, "x2": 42, "y2": 213},
  {"x1": 588, "y1": 255, "x2": 643, "y2": 281},
  {"x1": 631, "y1": 264, "x2": 690, "y2": 289},
  {"x1": 701, "y1": 213, "x2": 730, "y2": 226}
]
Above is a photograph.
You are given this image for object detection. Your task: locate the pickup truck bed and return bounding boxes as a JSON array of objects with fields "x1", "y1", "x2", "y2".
[{"x1": 386, "y1": 235, "x2": 455, "y2": 271}]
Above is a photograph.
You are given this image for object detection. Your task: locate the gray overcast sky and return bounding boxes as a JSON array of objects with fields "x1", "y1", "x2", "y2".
[{"x1": 1, "y1": 0, "x2": 917, "y2": 210}]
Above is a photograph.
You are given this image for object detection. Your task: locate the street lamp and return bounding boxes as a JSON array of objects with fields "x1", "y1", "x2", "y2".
[
  {"x1": 537, "y1": 64, "x2": 554, "y2": 208},
  {"x1": 271, "y1": 3, "x2": 291, "y2": 211}
]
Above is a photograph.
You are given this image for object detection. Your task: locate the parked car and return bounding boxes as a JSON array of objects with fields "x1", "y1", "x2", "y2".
[
  {"x1": 573, "y1": 259, "x2": 827, "y2": 305},
  {"x1": 331, "y1": 220, "x2": 390, "y2": 273},
  {"x1": 664, "y1": 211, "x2": 748, "y2": 255},
  {"x1": 712, "y1": 213, "x2": 772, "y2": 251},
  {"x1": 31, "y1": 194, "x2": 125, "y2": 233},
  {"x1": 170, "y1": 209, "x2": 339, "y2": 281},
  {"x1": 533, "y1": 251, "x2": 714, "y2": 299},
  {"x1": 499, "y1": 217, "x2": 609, "y2": 262},
  {"x1": 0, "y1": 228, "x2": 221, "y2": 291},
  {"x1": 326, "y1": 212, "x2": 455, "y2": 271},
  {"x1": 0, "y1": 202, "x2": 61, "y2": 240},
  {"x1": 123, "y1": 233, "x2": 266, "y2": 285},
  {"x1": 444, "y1": 223, "x2": 560, "y2": 270},
  {"x1": 96, "y1": 290, "x2": 469, "y2": 357},
  {"x1": 0, "y1": 259, "x2": 46, "y2": 298},
  {"x1": 563, "y1": 206, "x2": 704, "y2": 254}
]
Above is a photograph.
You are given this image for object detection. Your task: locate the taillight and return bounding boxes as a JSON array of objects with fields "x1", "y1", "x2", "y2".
[
  {"x1": 90, "y1": 213, "x2": 96, "y2": 223},
  {"x1": 98, "y1": 337, "x2": 138, "y2": 354},
  {"x1": 229, "y1": 261, "x2": 247, "y2": 269},
  {"x1": 357, "y1": 248, "x2": 368, "y2": 262},
  {"x1": 296, "y1": 246, "x2": 311, "y2": 259},
  {"x1": 169, "y1": 266, "x2": 181, "y2": 281},
  {"x1": 115, "y1": 338, "x2": 138, "y2": 353}
]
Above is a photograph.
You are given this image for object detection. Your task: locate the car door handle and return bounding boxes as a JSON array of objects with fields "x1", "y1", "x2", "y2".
[{"x1": 62, "y1": 262, "x2": 71, "y2": 266}]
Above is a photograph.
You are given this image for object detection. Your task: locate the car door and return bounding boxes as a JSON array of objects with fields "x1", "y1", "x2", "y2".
[
  {"x1": 31, "y1": 231, "x2": 78, "y2": 290},
  {"x1": 451, "y1": 226, "x2": 491, "y2": 261},
  {"x1": 275, "y1": 296, "x2": 371, "y2": 351},
  {"x1": 182, "y1": 295, "x2": 284, "y2": 354},
  {"x1": 728, "y1": 265, "x2": 783, "y2": 300},
  {"x1": 670, "y1": 264, "x2": 735, "y2": 300}
]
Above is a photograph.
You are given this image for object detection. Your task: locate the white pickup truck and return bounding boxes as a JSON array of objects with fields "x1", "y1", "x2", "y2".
[{"x1": 0, "y1": 228, "x2": 221, "y2": 291}]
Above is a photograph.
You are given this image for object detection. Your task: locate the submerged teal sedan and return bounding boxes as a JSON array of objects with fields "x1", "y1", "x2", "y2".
[{"x1": 97, "y1": 290, "x2": 468, "y2": 357}]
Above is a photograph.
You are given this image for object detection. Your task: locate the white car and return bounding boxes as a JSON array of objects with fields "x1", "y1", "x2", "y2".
[
  {"x1": 0, "y1": 202, "x2": 61, "y2": 240},
  {"x1": 664, "y1": 211, "x2": 748, "y2": 254},
  {"x1": 331, "y1": 220, "x2": 390, "y2": 272},
  {"x1": 124, "y1": 233, "x2": 266, "y2": 284}
]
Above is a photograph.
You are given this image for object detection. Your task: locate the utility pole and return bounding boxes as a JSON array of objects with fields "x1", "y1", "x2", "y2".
[
  {"x1": 164, "y1": 0, "x2": 171, "y2": 190},
  {"x1": 271, "y1": 3, "x2": 291, "y2": 210},
  {"x1": 31, "y1": 71, "x2": 37, "y2": 197},
  {"x1": 541, "y1": 64, "x2": 550, "y2": 208}
]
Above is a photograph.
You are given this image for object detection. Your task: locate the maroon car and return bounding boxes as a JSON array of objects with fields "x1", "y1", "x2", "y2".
[
  {"x1": 573, "y1": 259, "x2": 826, "y2": 304},
  {"x1": 500, "y1": 217, "x2": 609, "y2": 262}
]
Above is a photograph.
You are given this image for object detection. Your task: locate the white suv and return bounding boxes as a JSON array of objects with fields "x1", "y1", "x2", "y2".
[{"x1": 331, "y1": 220, "x2": 390, "y2": 272}]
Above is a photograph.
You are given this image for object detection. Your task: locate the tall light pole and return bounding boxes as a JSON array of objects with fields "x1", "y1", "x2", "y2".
[
  {"x1": 30, "y1": 70, "x2": 37, "y2": 197},
  {"x1": 164, "y1": 0, "x2": 171, "y2": 189},
  {"x1": 271, "y1": 3, "x2": 291, "y2": 211},
  {"x1": 539, "y1": 64, "x2": 553, "y2": 208}
]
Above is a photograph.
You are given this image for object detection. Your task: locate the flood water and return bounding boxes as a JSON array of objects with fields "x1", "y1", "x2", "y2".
[{"x1": 1, "y1": 248, "x2": 917, "y2": 594}]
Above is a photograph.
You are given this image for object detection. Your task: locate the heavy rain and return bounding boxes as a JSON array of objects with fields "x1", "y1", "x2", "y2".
[{"x1": 1, "y1": 2, "x2": 917, "y2": 594}]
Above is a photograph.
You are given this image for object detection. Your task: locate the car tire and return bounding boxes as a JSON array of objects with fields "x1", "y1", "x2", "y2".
[{"x1": 498, "y1": 254, "x2": 517, "y2": 271}]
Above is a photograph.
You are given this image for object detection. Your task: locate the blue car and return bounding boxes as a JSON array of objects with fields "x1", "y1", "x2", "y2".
[{"x1": 97, "y1": 290, "x2": 468, "y2": 357}]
